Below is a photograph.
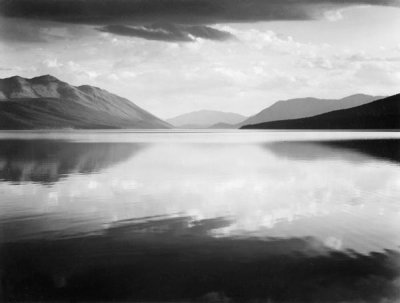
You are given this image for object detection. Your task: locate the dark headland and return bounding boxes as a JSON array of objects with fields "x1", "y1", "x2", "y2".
[{"x1": 241, "y1": 94, "x2": 400, "y2": 130}]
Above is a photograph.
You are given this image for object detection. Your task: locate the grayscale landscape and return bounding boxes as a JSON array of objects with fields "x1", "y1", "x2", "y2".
[{"x1": 0, "y1": 0, "x2": 400, "y2": 302}]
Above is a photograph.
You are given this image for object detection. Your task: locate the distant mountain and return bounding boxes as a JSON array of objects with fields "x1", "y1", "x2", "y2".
[
  {"x1": 208, "y1": 122, "x2": 237, "y2": 129},
  {"x1": 0, "y1": 75, "x2": 171, "y2": 129},
  {"x1": 238, "y1": 94, "x2": 384, "y2": 127},
  {"x1": 241, "y1": 94, "x2": 400, "y2": 130},
  {"x1": 167, "y1": 110, "x2": 246, "y2": 128}
]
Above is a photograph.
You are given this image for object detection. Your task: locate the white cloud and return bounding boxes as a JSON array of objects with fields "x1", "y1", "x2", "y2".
[
  {"x1": 324, "y1": 9, "x2": 344, "y2": 22},
  {"x1": 43, "y1": 58, "x2": 62, "y2": 68},
  {"x1": 354, "y1": 62, "x2": 400, "y2": 86}
]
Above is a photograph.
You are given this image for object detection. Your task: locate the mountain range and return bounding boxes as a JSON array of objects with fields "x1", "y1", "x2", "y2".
[
  {"x1": 0, "y1": 75, "x2": 398, "y2": 130},
  {"x1": 234, "y1": 94, "x2": 383, "y2": 128},
  {"x1": 166, "y1": 110, "x2": 246, "y2": 128},
  {"x1": 241, "y1": 94, "x2": 400, "y2": 130},
  {"x1": 168, "y1": 94, "x2": 383, "y2": 129},
  {"x1": 0, "y1": 75, "x2": 171, "y2": 129}
]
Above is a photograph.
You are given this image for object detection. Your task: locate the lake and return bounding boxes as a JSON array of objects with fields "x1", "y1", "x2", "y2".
[{"x1": 1, "y1": 131, "x2": 400, "y2": 302}]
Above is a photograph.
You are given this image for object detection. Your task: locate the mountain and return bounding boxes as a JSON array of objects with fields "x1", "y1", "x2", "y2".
[
  {"x1": 238, "y1": 94, "x2": 384, "y2": 127},
  {"x1": 0, "y1": 75, "x2": 171, "y2": 129},
  {"x1": 166, "y1": 110, "x2": 246, "y2": 128},
  {"x1": 208, "y1": 122, "x2": 237, "y2": 129},
  {"x1": 241, "y1": 94, "x2": 400, "y2": 130}
]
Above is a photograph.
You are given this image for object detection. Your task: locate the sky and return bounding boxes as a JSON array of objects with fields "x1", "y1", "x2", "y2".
[{"x1": 0, "y1": 0, "x2": 400, "y2": 119}]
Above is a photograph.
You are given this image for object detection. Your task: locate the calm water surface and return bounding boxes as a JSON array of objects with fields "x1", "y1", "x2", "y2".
[{"x1": 1, "y1": 131, "x2": 400, "y2": 302}]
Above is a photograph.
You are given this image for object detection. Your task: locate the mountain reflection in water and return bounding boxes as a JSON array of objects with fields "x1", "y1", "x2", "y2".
[
  {"x1": 0, "y1": 132, "x2": 399, "y2": 302},
  {"x1": 265, "y1": 139, "x2": 400, "y2": 164},
  {"x1": 0, "y1": 139, "x2": 143, "y2": 184}
]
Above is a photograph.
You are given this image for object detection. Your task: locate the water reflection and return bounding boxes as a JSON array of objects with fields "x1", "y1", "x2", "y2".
[
  {"x1": 0, "y1": 140, "x2": 143, "y2": 184},
  {"x1": 1, "y1": 214, "x2": 399, "y2": 302},
  {"x1": 265, "y1": 139, "x2": 400, "y2": 164},
  {"x1": 0, "y1": 133, "x2": 399, "y2": 302}
]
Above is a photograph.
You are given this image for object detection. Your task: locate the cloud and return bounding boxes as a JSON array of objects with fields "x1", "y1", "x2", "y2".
[
  {"x1": 0, "y1": 17, "x2": 48, "y2": 43},
  {"x1": 1, "y1": 0, "x2": 399, "y2": 43},
  {"x1": 1, "y1": 0, "x2": 399, "y2": 25},
  {"x1": 99, "y1": 23, "x2": 235, "y2": 42},
  {"x1": 354, "y1": 62, "x2": 400, "y2": 85},
  {"x1": 323, "y1": 8, "x2": 345, "y2": 21},
  {"x1": 0, "y1": 17, "x2": 93, "y2": 43}
]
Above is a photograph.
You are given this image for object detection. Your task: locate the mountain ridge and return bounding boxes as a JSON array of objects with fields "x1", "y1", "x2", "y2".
[
  {"x1": 241, "y1": 94, "x2": 400, "y2": 130},
  {"x1": 237, "y1": 94, "x2": 385, "y2": 128},
  {"x1": 0, "y1": 75, "x2": 171, "y2": 129},
  {"x1": 167, "y1": 109, "x2": 246, "y2": 128}
]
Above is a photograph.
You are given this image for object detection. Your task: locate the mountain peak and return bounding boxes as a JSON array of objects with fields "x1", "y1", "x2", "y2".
[
  {"x1": 31, "y1": 74, "x2": 61, "y2": 83},
  {"x1": 340, "y1": 94, "x2": 385, "y2": 105},
  {"x1": 340, "y1": 93, "x2": 384, "y2": 101},
  {"x1": 167, "y1": 109, "x2": 246, "y2": 128},
  {"x1": 241, "y1": 94, "x2": 400, "y2": 130},
  {"x1": 239, "y1": 94, "x2": 382, "y2": 126},
  {"x1": 0, "y1": 75, "x2": 171, "y2": 129},
  {"x1": 2, "y1": 75, "x2": 27, "y2": 83},
  {"x1": 1, "y1": 75, "x2": 61, "y2": 83},
  {"x1": 344, "y1": 93, "x2": 369, "y2": 98}
]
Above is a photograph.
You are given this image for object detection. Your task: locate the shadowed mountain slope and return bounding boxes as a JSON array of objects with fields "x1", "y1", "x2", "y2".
[
  {"x1": 0, "y1": 75, "x2": 171, "y2": 129},
  {"x1": 239, "y1": 94, "x2": 383, "y2": 127},
  {"x1": 242, "y1": 94, "x2": 400, "y2": 130}
]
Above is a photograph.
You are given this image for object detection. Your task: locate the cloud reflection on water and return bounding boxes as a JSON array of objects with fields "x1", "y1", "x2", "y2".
[
  {"x1": 1, "y1": 214, "x2": 400, "y2": 302},
  {"x1": 0, "y1": 136, "x2": 399, "y2": 254},
  {"x1": 0, "y1": 133, "x2": 400, "y2": 301}
]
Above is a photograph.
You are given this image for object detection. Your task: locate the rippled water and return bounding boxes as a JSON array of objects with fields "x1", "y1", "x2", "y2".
[{"x1": 1, "y1": 131, "x2": 400, "y2": 302}]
